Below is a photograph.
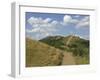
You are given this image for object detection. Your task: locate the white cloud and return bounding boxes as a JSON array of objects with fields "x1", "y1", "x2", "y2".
[
  {"x1": 63, "y1": 15, "x2": 89, "y2": 28},
  {"x1": 27, "y1": 15, "x2": 89, "y2": 40},
  {"x1": 27, "y1": 17, "x2": 43, "y2": 25},
  {"x1": 81, "y1": 16, "x2": 89, "y2": 22},
  {"x1": 76, "y1": 16, "x2": 89, "y2": 28},
  {"x1": 31, "y1": 27, "x2": 41, "y2": 32},
  {"x1": 27, "y1": 17, "x2": 59, "y2": 40},
  {"x1": 51, "y1": 20, "x2": 58, "y2": 25},
  {"x1": 63, "y1": 15, "x2": 79, "y2": 25},
  {"x1": 70, "y1": 19, "x2": 79, "y2": 24},
  {"x1": 76, "y1": 22, "x2": 89, "y2": 28},
  {"x1": 43, "y1": 18, "x2": 52, "y2": 23},
  {"x1": 63, "y1": 15, "x2": 71, "y2": 23}
]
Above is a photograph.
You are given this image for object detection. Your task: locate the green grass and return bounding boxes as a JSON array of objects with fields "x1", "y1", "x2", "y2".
[{"x1": 75, "y1": 56, "x2": 89, "y2": 64}]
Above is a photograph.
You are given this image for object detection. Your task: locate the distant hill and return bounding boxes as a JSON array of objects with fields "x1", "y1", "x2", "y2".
[
  {"x1": 26, "y1": 38, "x2": 64, "y2": 67},
  {"x1": 40, "y1": 35, "x2": 90, "y2": 64},
  {"x1": 40, "y1": 35, "x2": 89, "y2": 51}
]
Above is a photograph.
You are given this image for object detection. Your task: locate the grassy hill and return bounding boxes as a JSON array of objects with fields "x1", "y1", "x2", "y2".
[
  {"x1": 26, "y1": 38, "x2": 64, "y2": 67},
  {"x1": 26, "y1": 35, "x2": 89, "y2": 67},
  {"x1": 40, "y1": 35, "x2": 90, "y2": 64}
]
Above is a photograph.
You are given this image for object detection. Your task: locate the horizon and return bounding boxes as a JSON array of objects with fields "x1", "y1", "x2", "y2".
[{"x1": 26, "y1": 34, "x2": 89, "y2": 41}]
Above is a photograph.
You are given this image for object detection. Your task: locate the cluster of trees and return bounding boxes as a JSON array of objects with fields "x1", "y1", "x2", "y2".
[{"x1": 67, "y1": 39, "x2": 89, "y2": 57}]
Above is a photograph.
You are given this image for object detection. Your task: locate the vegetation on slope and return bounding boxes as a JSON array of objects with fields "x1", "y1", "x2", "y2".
[
  {"x1": 40, "y1": 35, "x2": 90, "y2": 64},
  {"x1": 26, "y1": 38, "x2": 64, "y2": 67}
]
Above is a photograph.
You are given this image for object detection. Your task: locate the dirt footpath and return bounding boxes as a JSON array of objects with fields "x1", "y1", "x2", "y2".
[{"x1": 62, "y1": 52, "x2": 76, "y2": 65}]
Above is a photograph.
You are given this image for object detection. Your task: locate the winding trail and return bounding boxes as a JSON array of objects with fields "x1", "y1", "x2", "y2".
[
  {"x1": 62, "y1": 35, "x2": 76, "y2": 65},
  {"x1": 62, "y1": 52, "x2": 75, "y2": 65},
  {"x1": 66, "y1": 35, "x2": 74, "y2": 46}
]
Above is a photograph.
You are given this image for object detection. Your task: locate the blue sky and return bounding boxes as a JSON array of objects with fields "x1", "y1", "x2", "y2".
[{"x1": 25, "y1": 12, "x2": 89, "y2": 40}]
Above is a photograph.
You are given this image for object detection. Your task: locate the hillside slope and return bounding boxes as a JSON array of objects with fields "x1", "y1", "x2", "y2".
[
  {"x1": 40, "y1": 35, "x2": 90, "y2": 64},
  {"x1": 26, "y1": 38, "x2": 64, "y2": 67}
]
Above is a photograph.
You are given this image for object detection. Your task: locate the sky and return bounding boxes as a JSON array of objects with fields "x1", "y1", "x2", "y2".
[{"x1": 25, "y1": 12, "x2": 89, "y2": 40}]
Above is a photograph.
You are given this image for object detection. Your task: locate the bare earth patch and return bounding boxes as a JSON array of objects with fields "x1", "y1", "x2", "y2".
[{"x1": 62, "y1": 52, "x2": 75, "y2": 65}]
